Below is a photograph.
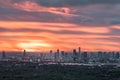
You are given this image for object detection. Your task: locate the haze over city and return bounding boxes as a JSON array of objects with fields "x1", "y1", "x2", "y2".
[{"x1": 0, "y1": 0, "x2": 120, "y2": 52}]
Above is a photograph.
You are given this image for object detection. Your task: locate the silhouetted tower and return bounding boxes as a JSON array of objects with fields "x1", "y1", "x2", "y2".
[
  {"x1": 50, "y1": 50, "x2": 53, "y2": 57},
  {"x1": 78, "y1": 47, "x2": 81, "y2": 54},
  {"x1": 112, "y1": 51, "x2": 115, "y2": 59},
  {"x1": 57, "y1": 49, "x2": 59, "y2": 56},
  {"x1": 2, "y1": 51, "x2": 6, "y2": 59},
  {"x1": 50, "y1": 50, "x2": 53, "y2": 61},
  {"x1": 23, "y1": 50, "x2": 26, "y2": 58},
  {"x1": 50, "y1": 50, "x2": 53, "y2": 54},
  {"x1": 115, "y1": 52, "x2": 120, "y2": 59},
  {"x1": 73, "y1": 49, "x2": 78, "y2": 62},
  {"x1": 78, "y1": 47, "x2": 81, "y2": 61},
  {"x1": 54, "y1": 49, "x2": 60, "y2": 62}
]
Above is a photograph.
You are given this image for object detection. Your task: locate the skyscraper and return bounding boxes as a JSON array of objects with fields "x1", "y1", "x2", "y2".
[
  {"x1": 2, "y1": 51, "x2": 6, "y2": 59},
  {"x1": 57, "y1": 49, "x2": 59, "y2": 54},
  {"x1": 115, "y1": 52, "x2": 120, "y2": 59},
  {"x1": 78, "y1": 47, "x2": 81, "y2": 61},
  {"x1": 73, "y1": 49, "x2": 78, "y2": 62},
  {"x1": 23, "y1": 50, "x2": 26, "y2": 58},
  {"x1": 49, "y1": 50, "x2": 53, "y2": 62},
  {"x1": 50, "y1": 50, "x2": 53, "y2": 54},
  {"x1": 78, "y1": 47, "x2": 81, "y2": 54},
  {"x1": 61, "y1": 51, "x2": 65, "y2": 62},
  {"x1": 54, "y1": 49, "x2": 60, "y2": 62}
]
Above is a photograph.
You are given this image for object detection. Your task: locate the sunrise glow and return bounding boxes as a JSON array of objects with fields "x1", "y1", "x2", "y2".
[
  {"x1": 17, "y1": 40, "x2": 51, "y2": 51},
  {"x1": 0, "y1": 0, "x2": 120, "y2": 52}
]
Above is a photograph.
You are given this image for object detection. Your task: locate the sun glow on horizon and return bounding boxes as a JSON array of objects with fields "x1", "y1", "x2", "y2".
[{"x1": 17, "y1": 40, "x2": 52, "y2": 51}]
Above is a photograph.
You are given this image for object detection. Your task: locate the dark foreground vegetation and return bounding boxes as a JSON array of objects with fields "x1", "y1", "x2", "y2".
[{"x1": 0, "y1": 61, "x2": 120, "y2": 80}]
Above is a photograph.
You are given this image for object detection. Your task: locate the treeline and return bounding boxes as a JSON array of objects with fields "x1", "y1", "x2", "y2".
[{"x1": 0, "y1": 64, "x2": 120, "y2": 80}]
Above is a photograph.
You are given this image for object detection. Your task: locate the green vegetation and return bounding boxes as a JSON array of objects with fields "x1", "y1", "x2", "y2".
[{"x1": 0, "y1": 62, "x2": 120, "y2": 80}]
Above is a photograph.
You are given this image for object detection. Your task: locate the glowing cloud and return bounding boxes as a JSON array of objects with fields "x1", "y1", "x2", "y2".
[
  {"x1": 0, "y1": 0, "x2": 120, "y2": 51},
  {"x1": 17, "y1": 40, "x2": 52, "y2": 51},
  {"x1": 13, "y1": 1, "x2": 76, "y2": 16}
]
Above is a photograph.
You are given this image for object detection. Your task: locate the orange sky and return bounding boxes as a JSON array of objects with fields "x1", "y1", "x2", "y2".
[
  {"x1": 0, "y1": 0, "x2": 120, "y2": 52},
  {"x1": 0, "y1": 21, "x2": 119, "y2": 52}
]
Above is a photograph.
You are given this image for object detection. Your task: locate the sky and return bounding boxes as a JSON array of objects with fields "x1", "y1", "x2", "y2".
[{"x1": 0, "y1": 0, "x2": 120, "y2": 52}]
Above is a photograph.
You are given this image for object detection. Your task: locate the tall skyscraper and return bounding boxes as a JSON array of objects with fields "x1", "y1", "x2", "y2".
[
  {"x1": 49, "y1": 50, "x2": 53, "y2": 61},
  {"x1": 78, "y1": 47, "x2": 81, "y2": 54},
  {"x1": 57, "y1": 49, "x2": 59, "y2": 54},
  {"x1": 2, "y1": 51, "x2": 6, "y2": 59},
  {"x1": 54, "y1": 49, "x2": 60, "y2": 62},
  {"x1": 61, "y1": 51, "x2": 65, "y2": 62},
  {"x1": 78, "y1": 47, "x2": 81, "y2": 61},
  {"x1": 23, "y1": 50, "x2": 26, "y2": 58},
  {"x1": 115, "y1": 52, "x2": 120, "y2": 59},
  {"x1": 50, "y1": 50, "x2": 53, "y2": 54},
  {"x1": 73, "y1": 49, "x2": 78, "y2": 62}
]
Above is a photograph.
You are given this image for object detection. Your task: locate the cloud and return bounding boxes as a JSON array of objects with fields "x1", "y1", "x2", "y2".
[
  {"x1": 110, "y1": 18, "x2": 120, "y2": 25},
  {"x1": 0, "y1": 21, "x2": 111, "y2": 35},
  {"x1": 34, "y1": 0, "x2": 120, "y2": 7},
  {"x1": 1, "y1": 0, "x2": 120, "y2": 7},
  {"x1": 0, "y1": 27, "x2": 108, "y2": 35},
  {"x1": 0, "y1": 0, "x2": 120, "y2": 26},
  {"x1": 0, "y1": 0, "x2": 120, "y2": 51},
  {"x1": 13, "y1": 1, "x2": 76, "y2": 16}
]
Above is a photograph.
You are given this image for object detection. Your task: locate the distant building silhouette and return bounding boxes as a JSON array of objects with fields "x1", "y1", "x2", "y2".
[
  {"x1": 54, "y1": 49, "x2": 60, "y2": 62},
  {"x1": 2, "y1": 51, "x2": 6, "y2": 59},
  {"x1": 50, "y1": 50, "x2": 52, "y2": 54},
  {"x1": 73, "y1": 49, "x2": 78, "y2": 62},
  {"x1": 78, "y1": 47, "x2": 81, "y2": 54},
  {"x1": 40, "y1": 53, "x2": 44, "y2": 62},
  {"x1": 57, "y1": 49, "x2": 60, "y2": 60},
  {"x1": 78, "y1": 47, "x2": 81, "y2": 61},
  {"x1": 61, "y1": 51, "x2": 65, "y2": 62},
  {"x1": 115, "y1": 52, "x2": 120, "y2": 59},
  {"x1": 23, "y1": 50, "x2": 27, "y2": 58},
  {"x1": 54, "y1": 52, "x2": 57, "y2": 62},
  {"x1": 98, "y1": 51, "x2": 103, "y2": 59},
  {"x1": 49, "y1": 50, "x2": 53, "y2": 61},
  {"x1": 82, "y1": 52, "x2": 88, "y2": 63}
]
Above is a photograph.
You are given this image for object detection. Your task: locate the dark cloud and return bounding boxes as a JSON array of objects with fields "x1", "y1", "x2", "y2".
[
  {"x1": 108, "y1": 28, "x2": 120, "y2": 35},
  {"x1": 110, "y1": 18, "x2": 120, "y2": 25},
  {"x1": 0, "y1": 27, "x2": 9, "y2": 32},
  {"x1": 35, "y1": 0, "x2": 120, "y2": 7},
  {"x1": 0, "y1": 7, "x2": 67, "y2": 22},
  {"x1": 7, "y1": 0, "x2": 120, "y2": 7},
  {"x1": 0, "y1": 0, "x2": 120, "y2": 26},
  {"x1": 0, "y1": 27, "x2": 105, "y2": 35}
]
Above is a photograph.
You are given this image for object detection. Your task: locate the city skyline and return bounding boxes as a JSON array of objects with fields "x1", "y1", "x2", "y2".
[
  {"x1": 0, "y1": 0, "x2": 120, "y2": 51},
  {"x1": 0, "y1": 47, "x2": 120, "y2": 64}
]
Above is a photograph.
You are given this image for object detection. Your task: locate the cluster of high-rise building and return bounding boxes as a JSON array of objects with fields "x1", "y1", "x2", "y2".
[{"x1": 0, "y1": 47, "x2": 120, "y2": 64}]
